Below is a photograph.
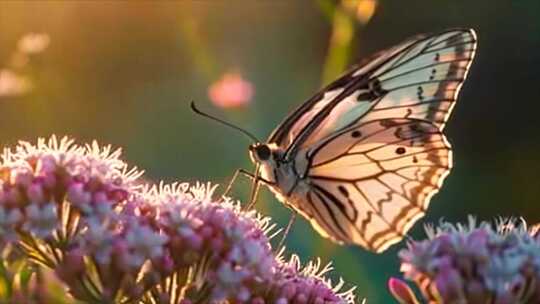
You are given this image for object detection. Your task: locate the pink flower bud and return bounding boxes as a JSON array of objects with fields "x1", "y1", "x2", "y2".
[
  {"x1": 27, "y1": 183, "x2": 45, "y2": 203},
  {"x1": 67, "y1": 182, "x2": 91, "y2": 206},
  {"x1": 56, "y1": 249, "x2": 85, "y2": 281},
  {"x1": 276, "y1": 298, "x2": 288, "y2": 304},
  {"x1": 93, "y1": 191, "x2": 108, "y2": 204},
  {"x1": 109, "y1": 188, "x2": 128, "y2": 202},
  {"x1": 6, "y1": 187, "x2": 22, "y2": 205},
  {"x1": 251, "y1": 297, "x2": 265, "y2": 304},
  {"x1": 201, "y1": 226, "x2": 214, "y2": 238},
  {"x1": 282, "y1": 283, "x2": 297, "y2": 299},
  {"x1": 388, "y1": 277, "x2": 419, "y2": 304},
  {"x1": 14, "y1": 171, "x2": 33, "y2": 187},
  {"x1": 186, "y1": 234, "x2": 203, "y2": 250},
  {"x1": 210, "y1": 237, "x2": 224, "y2": 251},
  {"x1": 295, "y1": 293, "x2": 308, "y2": 304},
  {"x1": 42, "y1": 173, "x2": 57, "y2": 189}
]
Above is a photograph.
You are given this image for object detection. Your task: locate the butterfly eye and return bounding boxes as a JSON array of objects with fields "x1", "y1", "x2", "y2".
[{"x1": 255, "y1": 145, "x2": 271, "y2": 161}]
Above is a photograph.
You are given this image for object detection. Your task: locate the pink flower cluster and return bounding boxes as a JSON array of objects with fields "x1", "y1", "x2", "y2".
[
  {"x1": 265, "y1": 256, "x2": 357, "y2": 304},
  {"x1": 139, "y1": 182, "x2": 277, "y2": 302},
  {"x1": 391, "y1": 217, "x2": 540, "y2": 304},
  {"x1": 0, "y1": 136, "x2": 356, "y2": 304}
]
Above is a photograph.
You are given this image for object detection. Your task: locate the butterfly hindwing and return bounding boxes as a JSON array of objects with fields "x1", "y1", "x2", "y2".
[{"x1": 302, "y1": 118, "x2": 451, "y2": 252}]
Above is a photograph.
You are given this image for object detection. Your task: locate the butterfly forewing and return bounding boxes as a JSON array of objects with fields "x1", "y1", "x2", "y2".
[
  {"x1": 277, "y1": 29, "x2": 476, "y2": 158},
  {"x1": 364, "y1": 29, "x2": 477, "y2": 130},
  {"x1": 267, "y1": 33, "x2": 422, "y2": 151}
]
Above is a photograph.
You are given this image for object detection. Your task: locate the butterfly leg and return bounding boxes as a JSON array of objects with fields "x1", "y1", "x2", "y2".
[
  {"x1": 220, "y1": 167, "x2": 273, "y2": 211},
  {"x1": 243, "y1": 166, "x2": 276, "y2": 211},
  {"x1": 275, "y1": 212, "x2": 297, "y2": 251},
  {"x1": 244, "y1": 182, "x2": 261, "y2": 211},
  {"x1": 220, "y1": 169, "x2": 245, "y2": 199},
  {"x1": 220, "y1": 168, "x2": 270, "y2": 197},
  {"x1": 244, "y1": 164, "x2": 262, "y2": 211}
]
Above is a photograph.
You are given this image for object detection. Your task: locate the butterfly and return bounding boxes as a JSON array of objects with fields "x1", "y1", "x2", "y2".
[{"x1": 193, "y1": 28, "x2": 477, "y2": 253}]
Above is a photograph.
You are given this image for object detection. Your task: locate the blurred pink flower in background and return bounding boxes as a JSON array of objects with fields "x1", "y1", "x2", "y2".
[
  {"x1": 0, "y1": 33, "x2": 50, "y2": 98},
  {"x1": 208, "y1": 72, "x2": 254, "y2": 109},
  {"x1": 17, "y1": 33, "x2": 50, "y2": 55},
  {"x1": 10, "y1": 33, "x2": 50, "y2": 68},
  {"x1": 0, "y1": 69, "x2": 31, "y2": 97}
]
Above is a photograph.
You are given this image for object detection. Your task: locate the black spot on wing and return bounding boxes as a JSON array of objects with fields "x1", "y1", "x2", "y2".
[
  {"x1": 429, "y1": 68, "x2": 436, "y2": 80},
  {"x1": 351, "y1": 130, "x2": 362, "y2": 138},
  {"x1": 338, "y1": 185, "x2": 348, "y2": 196},
  {"x1": 357, "y1": 78, "x2": 388, "y2": 101},
  {"x1": 394, "y1": 120, "x2": 439, "y2": 142},
  {"x1": 417, "y1": 86, "x2": 424, "y2": 100},
  {"x1": 379, "y1": 119, "x2": 403, "y2": 128}
]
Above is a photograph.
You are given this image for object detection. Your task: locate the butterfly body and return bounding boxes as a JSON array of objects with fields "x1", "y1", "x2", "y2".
[
  {"x1": 249, "y1": 143, "x2": 309, "y2": 207},
  {"x1": 248, "y1": 29, "x2": 477, "y2": 253}
]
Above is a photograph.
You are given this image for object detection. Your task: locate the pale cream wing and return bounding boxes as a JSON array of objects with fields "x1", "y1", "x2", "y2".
[{"x1": 300, "y1": 118, "x2": 450, "y2": 252}]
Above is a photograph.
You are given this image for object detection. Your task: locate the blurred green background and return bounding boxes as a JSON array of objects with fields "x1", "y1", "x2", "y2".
[{"x1": 1, "y1": 1, "x2": 540, "y2": 302}]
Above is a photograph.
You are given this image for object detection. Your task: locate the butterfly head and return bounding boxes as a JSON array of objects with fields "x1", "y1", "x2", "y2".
[
  {"x1": 248, "y1": 143, "x2": 272, "y2": 163},
  {"x1": 248, "y1": 143, "x2": 285, "y2": 185},
  {"x1": 249, "y1": 142, "x2": 285, "y2": 164}
]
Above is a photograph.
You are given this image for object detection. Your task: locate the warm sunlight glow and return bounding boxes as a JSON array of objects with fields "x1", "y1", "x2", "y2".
[{"x1": 355, "y1": 0, "x2": 377, "y2": 24}]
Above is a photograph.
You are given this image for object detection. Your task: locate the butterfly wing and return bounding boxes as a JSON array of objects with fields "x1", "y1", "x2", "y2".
[
  {"x1": 275, "y1": 29, "x2": 476, "y2": 252},
  {"x1": 299, "y1": 118, "x2": 450, "y2": 252},
  {"x1": 270, "y1": 29, "x2": 476, "y2": 160}
]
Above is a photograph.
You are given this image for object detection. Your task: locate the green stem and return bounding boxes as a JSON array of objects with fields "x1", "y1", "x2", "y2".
[{"x1": 321, "y1": 1, "x2": 357, "y2": 86}]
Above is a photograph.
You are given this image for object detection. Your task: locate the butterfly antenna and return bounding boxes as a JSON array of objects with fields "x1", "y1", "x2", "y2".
[{"x1": 190, "y1": 101, "x2": 260, "y2": 143}]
